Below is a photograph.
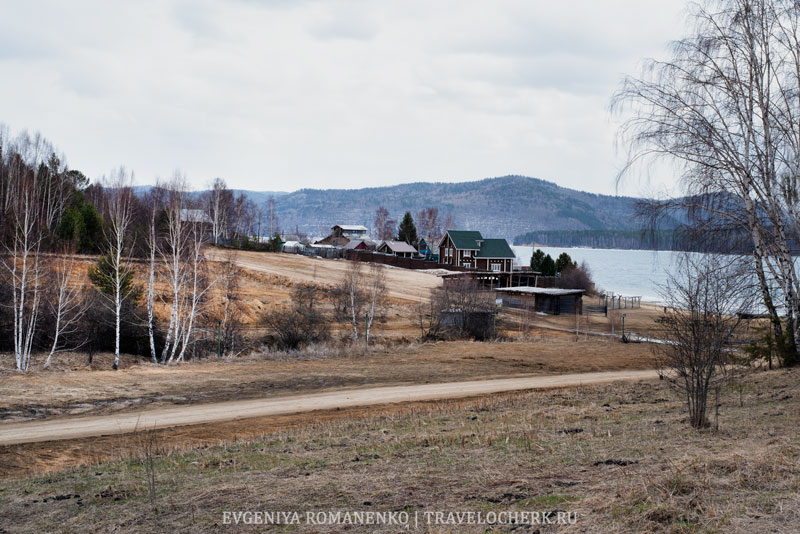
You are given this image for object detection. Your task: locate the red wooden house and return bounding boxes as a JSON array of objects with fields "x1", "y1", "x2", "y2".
[{"x1": 437, "y1": 230, "x2": 515, "y2": 272}]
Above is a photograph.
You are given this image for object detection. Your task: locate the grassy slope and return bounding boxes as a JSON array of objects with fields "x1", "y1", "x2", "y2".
[{"x1": 2, "y1": 368, "x2": 799, "y2": 533}]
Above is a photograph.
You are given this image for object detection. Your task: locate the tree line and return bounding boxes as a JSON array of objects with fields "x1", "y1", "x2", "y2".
[
  {"x1": 513, "y1": 229, "x2": 691, "y2": 251},
  {"x1": 0, "y1": 126, "x2": 289, "y2": 372}
]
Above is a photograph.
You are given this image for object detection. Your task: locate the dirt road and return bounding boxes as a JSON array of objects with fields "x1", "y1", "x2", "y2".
[{"x1": 0, "y1": 370, "x2": 658, "y2": 446}]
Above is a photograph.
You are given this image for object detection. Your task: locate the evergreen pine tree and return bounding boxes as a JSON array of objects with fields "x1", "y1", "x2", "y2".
[
  {"x1": 530, "y1": 249, "x2": 546, "y2": 272},
  {"x1": 555, "y1": 252, "x2": 577, "y2": 274},
  {"x1": 397, "y1": 212, "x2": 418, "y2": 247},
  {"x1": 540, "y1": 254, "x2": 556, "y2": 277}
]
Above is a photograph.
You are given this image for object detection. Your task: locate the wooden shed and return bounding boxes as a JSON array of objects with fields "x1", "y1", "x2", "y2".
[{"x1": 495, "y1": 287, "x2": 585, "y2": 315}]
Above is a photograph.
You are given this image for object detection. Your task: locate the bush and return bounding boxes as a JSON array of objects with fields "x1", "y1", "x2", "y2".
[
  {"x1": 262, "y1": 285, "x2": 329, "y2": 350},
  {"x1": 556, "y1": 261, "x2": 596, "y2": 294}
]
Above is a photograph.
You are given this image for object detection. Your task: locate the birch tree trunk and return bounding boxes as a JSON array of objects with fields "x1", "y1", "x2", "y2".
[
  {"x1": 44, "y1": 250, "x2": 87, "y2": 368},
  {"x1": 100, "y1": 168, "x2": 136, "y2": 370},
  {"x1": 364, "y1": 264, "x2": 385, "y2": 346},
  {"x1": 1, "y1": 135, "x2": 46, "y2": 371},
  {"x1": 145, "y1": 186, "x2": 163, "y2": 364},
  {"x1": 159, "y1": 178, "x2": 188, "y2": 363}
]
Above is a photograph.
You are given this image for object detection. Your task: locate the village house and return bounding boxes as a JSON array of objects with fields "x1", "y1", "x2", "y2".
[
  {"x1": 377, "y1": 239, "x2": 418, "y2": 258},
  {"x1": 281, "y1": 240, "x2": 306, "y2": 253},
  {"x1": 343, "y1": 238, "x2": 378, "y2": 251},
  {"x1": 179, "y1": 208, "x2": 212, "y2": 225},
  {"x1": 315, "y1": 224, "x2": 369, "y2": 247},
  {"x1": 437, "y1": 230, "x2": 515, "y2": 272}
]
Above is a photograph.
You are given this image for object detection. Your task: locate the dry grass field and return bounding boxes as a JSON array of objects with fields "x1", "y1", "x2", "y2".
[
  {"x1": 205, "y1": 247, "x2": 441, "y2": 305},
  {"x1": 5, "y1": 249, "x2": 788, "y2": 532},
  {"x1": 0, "y1": 338, "x2": 656, "y2": 422},
  {"x1": 1, "y1": 368, "x2": 798, "y2": 533}
]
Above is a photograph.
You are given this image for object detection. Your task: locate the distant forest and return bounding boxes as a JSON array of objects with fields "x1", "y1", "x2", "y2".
[
  {"x1": 513, "y1": 229, "x2": 690, "y2": 251},
  {"x1": 512, "y1": 229, "x2": 777, "y2": 253}
]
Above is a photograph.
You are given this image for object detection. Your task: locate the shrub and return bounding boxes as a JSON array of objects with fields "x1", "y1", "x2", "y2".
[{"x1": 262, "y1": 285, "x2": 329, "y2": 350}]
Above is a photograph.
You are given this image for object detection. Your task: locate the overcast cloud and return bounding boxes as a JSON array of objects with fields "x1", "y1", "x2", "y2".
[{"x1": 0, "y1": 0, "x2": 686, "y2": 196}]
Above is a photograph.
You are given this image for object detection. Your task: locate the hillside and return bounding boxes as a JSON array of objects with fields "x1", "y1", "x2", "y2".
[{"x1": 249, "y1": 175, "x2": 642, "y2": 240}]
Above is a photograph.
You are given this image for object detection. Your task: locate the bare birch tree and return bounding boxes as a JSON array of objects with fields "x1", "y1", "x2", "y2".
[
  {"x1": 218, "y1": 253, "x2": 244, "y2": 357},
  {"x1": 204, "y1": 177, "x2": 231, "y2": 245},
  {"x1": 374, "y1": 207, "x2": 395, "y2": 241},
  {"x1": 40, "y1": 151, "x2": 72, "y2": 231},
  {"x1": 159, "y1": 174, "x2": 214, "y2": 364},
  {"x1": 267, "y1": 195, "x2": 279, "y2": 237},
  {"x1": 613, "y1": 0, "x2": 800, "y2": 364},
  {"x1": 335, "y1": 261, "x2": 366, "y2": 341},
  {"x1": 416, "y1": 207, "x2": 441, "y2": 243},
  {"x1": 654, "y1": 254, "x2": 753, "y2": 428},
  {"x1": 333, "y1": 261, "x2": 386, "y2": 345},
  {"x1": 145, "y1": 184, "x2": 164, "y2": 363},
  {"x1": 363, "y1": 264, "x2": 386, "y2": 345},
  {"x1": 175, "y1": 213, "x2": 212, "y2": 362},
  {"x1": 1, "y1": 137, "x2": 45, "y2": 371},
  {"x1": 96, "y1": 168, "x2": 136, "y2": 370},
  {"x1": 44, "y1": 249, "x2": 88, "y2": 368},
  {"x1": 159, "y1": 177, "x2": 189, "y2": 363}
]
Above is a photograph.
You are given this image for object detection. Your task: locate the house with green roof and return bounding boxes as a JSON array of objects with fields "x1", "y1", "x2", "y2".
[{"x1": 437, "y1": 230, "x2": 516, "y2": 272}]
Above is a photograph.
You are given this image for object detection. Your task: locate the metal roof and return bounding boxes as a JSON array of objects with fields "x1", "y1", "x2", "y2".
[
  {"x1": 344, "y1": 238, "x2": 377, "y2": 250},
  {"x1": 180, "y1": 209, "x2": 212, "y2": 224},
  {"x1": 495, "y1": 287, "x2": 586, "y2": 296},
  {"x1": 445, "y1": 230, "x2": 483, "y2": 249},
  {"x1": 475, "y1": 238, "x2": 516, "y2": 258},
  {"x1": 333, "y1": 225, "x2": 368, "y2": 231},
  {"x1": 379, "y1": 240, "x2": 418, "y2": 253}
]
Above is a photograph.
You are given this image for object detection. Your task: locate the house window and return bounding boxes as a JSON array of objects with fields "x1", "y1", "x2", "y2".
[
  {"x1": 464, "y1": 250, "x2": 471, "y2": 257},
  {"x1": 491, "y1": 263, "x2": 501, "y2": 272},
  {"x1": 463, "y1": 262, "x2": 472, "y2": 269}
]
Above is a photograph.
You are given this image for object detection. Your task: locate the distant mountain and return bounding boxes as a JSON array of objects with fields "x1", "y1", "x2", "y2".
[{"x1": 250, "y1": 175, "x2": 649, "y2": 240}]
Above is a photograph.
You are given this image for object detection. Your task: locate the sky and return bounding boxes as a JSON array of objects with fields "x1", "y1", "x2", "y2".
[{"x1": 0, "y1": 0, "x2": 687, "y2": 197}]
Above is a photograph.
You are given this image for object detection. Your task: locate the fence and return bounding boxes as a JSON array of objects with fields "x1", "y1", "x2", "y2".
[
  {"x1": 604, "y1": 294, "x2": 642, "y2": 310},
  {"x1": 344, "y1": 250, "x2": 472, "y2": 271}
]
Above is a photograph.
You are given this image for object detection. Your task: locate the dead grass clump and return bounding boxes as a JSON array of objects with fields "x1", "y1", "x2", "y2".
[{"x1": 612, "y1": 465, "x2": 709, "y2": 532}]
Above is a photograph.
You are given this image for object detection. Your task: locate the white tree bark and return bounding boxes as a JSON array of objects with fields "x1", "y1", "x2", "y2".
[
  {"x1": 146, "y1": 188, "x2": 160, "y2": 364},
  {"x1": 1, "y1": 134, "x2": 47, "y2": 371},
  {"x1": 364, "y1": 264, "x2": 385, "y2": 346},
  {"x1": 160, "y1": 179, "x2": 188, "y2": 363},
  {"x1": 176, "y1": 221, "x2": 212, "y2": 362},
  {"x1": 44, "y1": 250, "x2": 87, "y2": 368},
  {"x1": 99, "y1": 168, "x2": 136, "y2": 370}
]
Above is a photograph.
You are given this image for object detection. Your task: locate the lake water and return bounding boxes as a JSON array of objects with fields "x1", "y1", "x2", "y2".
[{"x1": 512, "y1": 245, "x2": 682, "y2": 303}]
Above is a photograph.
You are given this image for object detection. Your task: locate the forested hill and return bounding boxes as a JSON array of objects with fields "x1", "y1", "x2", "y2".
[{"x1": 251, "y1": 175, "x2": 648, "y2": 240}]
